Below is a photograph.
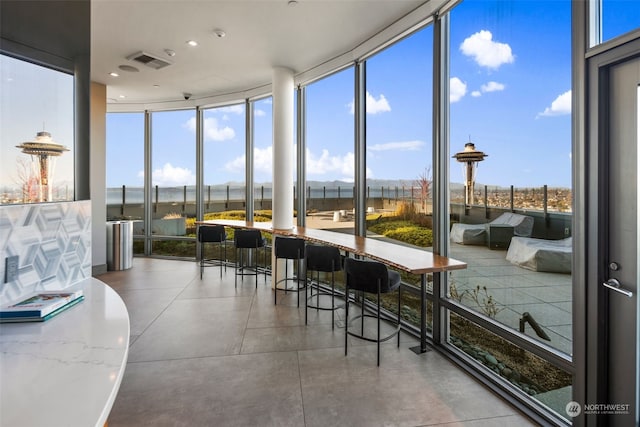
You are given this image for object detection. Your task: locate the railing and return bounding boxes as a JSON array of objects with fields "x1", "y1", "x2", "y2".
[{"x1": 107, "y1": 183, "x2": 572, "y2": 221}]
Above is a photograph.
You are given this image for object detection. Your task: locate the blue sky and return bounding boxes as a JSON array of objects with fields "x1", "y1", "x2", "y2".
[{"x1": 3, "y1": 0, "x2": 639, "y2": 193}]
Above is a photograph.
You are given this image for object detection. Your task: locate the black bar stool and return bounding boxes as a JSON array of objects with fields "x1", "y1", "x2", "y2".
[
  {"x1": 344, "y1": 257, "x2": 401, "y2": 366},
  {"x1": 273, "y1": 237, "x2": 306, "y2": 306},
  {"x1": 305, "y1": 244, "x2": 342, "y2": 328},
  {"x1": 234, "y1": 229, "x2": 265, "y2": 288},
  {"x1": 198, "y1": 225, "x2": 226, "y2": 279}
]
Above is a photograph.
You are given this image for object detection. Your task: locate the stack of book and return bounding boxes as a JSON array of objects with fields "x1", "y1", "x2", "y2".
[{"x1": 0, "y1": 290, "x2": 84, "y2": 323}]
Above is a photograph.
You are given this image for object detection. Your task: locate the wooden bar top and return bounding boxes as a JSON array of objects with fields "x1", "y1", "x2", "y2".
[{"x1": 197, "y1": 220, "x2": 466, "y2": 275}]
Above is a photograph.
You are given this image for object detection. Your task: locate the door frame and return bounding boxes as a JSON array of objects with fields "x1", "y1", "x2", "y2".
[{"x1": 581, "y1": 36, "x2": 640, "y2": 427}]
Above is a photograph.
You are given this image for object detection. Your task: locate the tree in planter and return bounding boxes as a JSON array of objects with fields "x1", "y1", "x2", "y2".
[{"x1": 414, "y1": 166, "x2": 432, "y2": 214}]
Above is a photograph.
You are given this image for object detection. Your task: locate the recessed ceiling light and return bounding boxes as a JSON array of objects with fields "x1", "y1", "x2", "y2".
[
  {"x1": 288, "y1": 0, "x2": 298, "y2": 6},
  {"x1": 164, "y1": 49, "x2": 176, "y2": 57},
  {"x1": 186, "y1": 40, "x2": 198, "y2": 47},
  {"x1": 153, "y1": 84, "x2": 160, "y2": 88},
  {"x1": 213, "y1": 29, "x2": 226, "y2": 38},
  {"x1": 119, "y1": 94, "x2": 126, "y2": 99},
  {"x1": 109, "y1": 72, "x2": 119, "y2": 77},
  {"x1": 118, "y1": 64, "x2": 139, "y2": 72}
]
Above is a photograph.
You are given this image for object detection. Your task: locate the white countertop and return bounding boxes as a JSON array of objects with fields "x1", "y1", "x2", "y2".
[{"x1": 0, "y1": 278, "x2": 130, "y2": 427}]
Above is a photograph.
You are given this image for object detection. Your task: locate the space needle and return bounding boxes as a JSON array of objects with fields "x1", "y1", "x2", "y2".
[
  {"x1": 16, "y1": 131, "x2": 69, "y2": 202},
  {"x1": 452, "y1": 141, "x2": 488, "y2": 206}
]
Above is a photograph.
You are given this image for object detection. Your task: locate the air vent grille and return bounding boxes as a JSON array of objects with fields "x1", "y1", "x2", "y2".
[{"x1": 126, "y1": 51, "x2": 172, "y2": 70}]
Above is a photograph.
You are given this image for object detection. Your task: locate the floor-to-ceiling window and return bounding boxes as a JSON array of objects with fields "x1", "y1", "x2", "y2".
[
  {"x1": 150, "y1": 109, "x2": 196, "y2": 256},
  {"x1": 304, "y1": 67, "x2": 355, "y2": 231},
  {"x1": 252, "y1": 97, "x2": 273, "y2": 220},
  {"x1": 365, "y1": 26, "x2": 435, "y2": 332},
  {"x1": 447, "y1": 0, "x2": 572, "y2": 420},
  {"x1": 106, "y1": 112, "x2": 145, "y2": 232},
  {"x1": 202, "y1": 103, "x2": 247, "y2": 219}
]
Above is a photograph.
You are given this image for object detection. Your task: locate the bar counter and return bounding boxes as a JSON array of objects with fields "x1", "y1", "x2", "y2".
[{"x1": 197, "y1": 220, "x2": 467, "y2": 353}]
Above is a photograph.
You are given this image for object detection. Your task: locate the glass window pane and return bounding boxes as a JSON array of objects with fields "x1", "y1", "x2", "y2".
[
  {"x1": 305, "y1": 68, "x2": 355, "y2": 231},
  {"x1": 253, "y1": 97, "x2": 273, "y2": 221},
  {"x1": 449, "y1": 0, "x2": 572, "y2": 354},
  {"x1": 1, "y1": 54, "x2": 74, "y2": 204},
  {"x1": 106, "y1": 112, "x2": 144, "y2": 224},
  {"x1": 202, "y1": 103, "x2": 247, "y2": 219},
  {"x1": 449, "y1": 312, "x2": 572, "y2": 421},
  {"x1": 448, "y1": 4, "x2": 572, "y2": 417},
  {"x1": 151, "y1": 110, "x2": 195, "y2": 254},
  {"x1": 602, "y1": 0, "x2": 640, "y2": 43},
  {"x1": 365, "y1": 26, "x2": 434, "y2": 291}
]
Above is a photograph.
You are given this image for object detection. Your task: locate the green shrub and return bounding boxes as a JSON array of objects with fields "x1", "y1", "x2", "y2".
[
  {"x1": 385, "y1": 227, "x2": 433, "y2": 247},
  {"x1": 368, "y1": 219, "x2": 433, "y2": 248}
]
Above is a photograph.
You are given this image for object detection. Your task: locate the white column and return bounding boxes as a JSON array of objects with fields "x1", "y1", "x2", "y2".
[
  {"x1": 271, "y1": 67, "x2": 295, "y2": 289},
  {"x1": 271, "y1": 67, "x2": 294, "y2": 230}
]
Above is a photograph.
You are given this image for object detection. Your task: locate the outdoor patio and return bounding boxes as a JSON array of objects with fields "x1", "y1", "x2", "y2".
[{"x1": 448, "y1": 243, "x2": 572, "y2": 355}]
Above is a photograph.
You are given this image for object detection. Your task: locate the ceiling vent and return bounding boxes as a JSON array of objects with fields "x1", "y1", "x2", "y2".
[{"x1": 126, "y1": 51, "x2": 172, "y2": 70}]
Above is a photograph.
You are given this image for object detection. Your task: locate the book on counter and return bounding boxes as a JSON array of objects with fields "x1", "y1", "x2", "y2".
[{"x1": 0, "y1": 290, "x2": 84, "y2": 323}]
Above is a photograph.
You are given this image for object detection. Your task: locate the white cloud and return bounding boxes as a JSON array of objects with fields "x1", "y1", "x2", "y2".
[
  {"x1": 348, "y1": 92, "x2": 391, "y2": 115},
  {"x1": 204, "y1": 117, "x2": 235, "y2": 141},
  {"x1": 218, "y1": 105, "x2": 244, "y2": 115},
  {"x1": 460, "y1": 30, "x2": 514, "y2": 70},
  {"x1": 450, "y1": 77, "x2": 467, "y2": 103},
  {"x1": 481, "y1": 81, "x2": 505, "y2": 92},
  {"x1": 307, "y1": 148, "x2": 355, "y2": 179},
  {"x1": 253, "y1": 146, "x2": 273, "y2": 174},
  {"x1": 184, "y1": 117, "x2": 235, "y2": 141},
  {"x1": 472, "y1": 81, "x2": 506, "y2": 98},
  {"x1": 254, "y1": 109, "x2": 266, "y2": 117},
  {"x1": 139, "y1": 163, "x2": 195, "y2": 186},
  {"x1": 369, "y1": 140, "x2": 424, "y2": 152},
  {"x1": 225, "y1": 147, "x2": 367, "y2": 181},
  {"x1": 224, "y1": 146, "x2": 273, "y2": 174},
  {"x1": 538, "y1": 90, "x2": 572, "y2": 117},
  {"x1": 224, "y1": 156, "x2": 245, "y2": 174}
]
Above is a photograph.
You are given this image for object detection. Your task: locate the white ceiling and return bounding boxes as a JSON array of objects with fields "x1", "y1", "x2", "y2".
[{"x1": 91, "y1": 0, "x2": 434, "y2": 109}]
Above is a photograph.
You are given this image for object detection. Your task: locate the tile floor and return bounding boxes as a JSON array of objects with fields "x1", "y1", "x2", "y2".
[{"x1": 99, "y1": 258, "x2": 537, "y2": 427}]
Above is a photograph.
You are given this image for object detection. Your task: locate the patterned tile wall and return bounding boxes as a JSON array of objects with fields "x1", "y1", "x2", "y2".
[{"x1": 0, "y1": 201, "x2": 92, "y2": 303}]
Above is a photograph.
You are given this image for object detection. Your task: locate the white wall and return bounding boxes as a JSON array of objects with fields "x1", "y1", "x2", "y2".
[{"x1": 91, "y1": 82, "x2": 107, "y2": 274}]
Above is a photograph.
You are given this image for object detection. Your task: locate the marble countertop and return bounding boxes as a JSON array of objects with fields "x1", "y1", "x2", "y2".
[{"x1": 0, "y1": 278, "x2": 130, "y2": 427}]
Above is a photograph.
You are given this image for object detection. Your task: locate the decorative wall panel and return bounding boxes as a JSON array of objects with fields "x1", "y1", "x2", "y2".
[{"x1": 0, "y1": 201, "x2": 91, "y2": 302}]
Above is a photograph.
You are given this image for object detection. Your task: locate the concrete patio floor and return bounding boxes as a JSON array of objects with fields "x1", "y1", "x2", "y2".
[{"x1": 448, "y1": 243, "x2": 572, "y2": 355}]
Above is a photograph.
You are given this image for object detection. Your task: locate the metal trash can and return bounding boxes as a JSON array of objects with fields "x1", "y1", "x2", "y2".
[{"x1": 107, "y1": 221, "x2": 133, "y2": 271}]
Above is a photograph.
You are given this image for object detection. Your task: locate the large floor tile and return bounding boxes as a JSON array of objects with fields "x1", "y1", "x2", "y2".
[
  {"x1": 109, "y1": 352, "x2": 305, "y2": 427},
  {"x1": 113, "y1": 287, "x2": 183, "y2": 336},
  {"x1": 127, "y1": 297, "x2": 253, "y2": 362},
  {"x1": 297, "y1": 346, "x2": 527, "y2": 427}
]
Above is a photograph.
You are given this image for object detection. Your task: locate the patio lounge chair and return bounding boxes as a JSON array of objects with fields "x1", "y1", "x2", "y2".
[
  {"x1": 450, "y1": 212, "x2": 534, "y2": 245},
  {"x1": 506, "y1": 236, "x2": 572, "y2": 273}
]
